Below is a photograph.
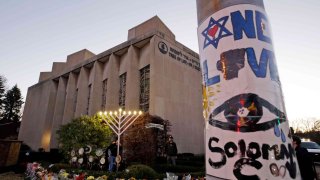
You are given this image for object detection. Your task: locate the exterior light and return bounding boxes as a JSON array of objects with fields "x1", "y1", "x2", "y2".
[
  {"x1": 110, "y1": 111, "x2": 113, "y2": 115},
  {"x1": 139, "y1": 111, "x2": 142, "y2": 115},
  {"x1": 99, "y1": 111, "x2": 102, "y2": 116},
  {"x1": 133, "y1": 111, "x2": 137, "y2": 115},
  {"x1": 114, "y1": 111, "x2": 117, "y2": 115},
  {"x1": 123, "y1": 111, "x2": 126, "y2": 115},
  {"x1": 104, "y1": 111, "x2": 107, "y2": 115},
  {"x1": 119, "y1": 108, "x2": 122, "y2": 112},
  {"x1": 128, "y1": 111, "x2": 131, "y2": 115}
]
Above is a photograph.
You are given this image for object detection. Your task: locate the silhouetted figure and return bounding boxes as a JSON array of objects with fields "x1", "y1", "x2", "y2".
[
  {"x1": 292, "y1": 136, "x2": 316, "y2": 180},
  {"x1": 165, "y1": 135, "x2": 178, "y2": 166}
]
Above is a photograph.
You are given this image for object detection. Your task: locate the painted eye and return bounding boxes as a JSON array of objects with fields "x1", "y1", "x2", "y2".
[
  {"x1": 223, "y1": 94, "x2": 263, "y2": 127},
  {"x1": 209, "y1": 93, "x2": 286, "y2": 132}
]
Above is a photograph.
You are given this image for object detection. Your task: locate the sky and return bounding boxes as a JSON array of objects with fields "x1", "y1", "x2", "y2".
[{"x1": 0, "y1": 0, "x2": 319, "y2": 121}]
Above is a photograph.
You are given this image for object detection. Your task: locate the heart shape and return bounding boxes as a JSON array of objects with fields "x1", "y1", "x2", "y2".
[{"x1": 208, "y1": 25, "x2": 218, "y2": 38}]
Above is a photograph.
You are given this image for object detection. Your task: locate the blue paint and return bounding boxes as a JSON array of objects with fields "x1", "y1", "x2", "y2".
[
  {"x1": 203, "y1": 60, "x2": 220, "y2": 86},
  {"x1": 246, "y1": 48, "x2": 279, "y2": 82},
  {"x1": 202, "y1": 16, "x2": 233, "y2": 49},
  {"x1": 202, "y1": 10, "x2": 273, "y2": 48},
  {"x1": 231, "y1": 10, "x2": 256, "y2": 40},
  {"x1": 281, "y1": 129, "x2": 286, "y2": 143},
  {"x1": 274, "y1": 124, "x2": 280, "y2": 137},
  {"x1": 203, "y1": 48, "x2": 279, "y2": 87},
  {"x1": 255, "y1": 11, "x2": 272, "y2": 44}
]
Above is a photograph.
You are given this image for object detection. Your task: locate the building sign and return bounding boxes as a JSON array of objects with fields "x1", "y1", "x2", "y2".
[
  {"x1": 197, "y1": 4, "x2": 300, "y2": 179},
  {"x1": 158, "y1": 41, "x2": 201, "y2": 71},
  {"x1": 145, "y1": 123, "x2": 164, "y2": 130}
]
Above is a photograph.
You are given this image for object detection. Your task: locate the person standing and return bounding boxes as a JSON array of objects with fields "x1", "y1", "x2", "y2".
[
  {"x1": 292, "y1": 136, "x2": 316, "y2": 180},
  {"x1": 106, "y1": 139, "x2": 118, "y2": 172},
  {"x1": 165, "y1": 135, "x2": 178, "y2": 166}
]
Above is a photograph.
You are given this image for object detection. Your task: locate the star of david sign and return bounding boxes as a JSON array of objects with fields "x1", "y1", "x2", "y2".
[{"x1": 202, "y1": 16, "x2": 232, "y2": 49}]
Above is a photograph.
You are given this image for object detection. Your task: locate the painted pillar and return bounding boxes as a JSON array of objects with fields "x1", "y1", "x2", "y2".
[{"x1": 196, "y1": 0, "x2": 300, "y2": 179}]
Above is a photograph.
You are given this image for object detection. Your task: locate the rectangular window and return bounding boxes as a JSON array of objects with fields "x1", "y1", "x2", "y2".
[
  {"x1": 73, "y1": 88, "x2": 78, "y2": 114},
  {"x1": 139, "y1": 65, "x2": 150, "y2": 112},
  {"x1": 119, "y1": 73, "x2": 127, "y2": 109},
  {"x1": 101, "y1": 79, "x2": 107, "y2": 110},
  {"x1": 86, "y1": 84, "x2": 92, "y2": 115}
]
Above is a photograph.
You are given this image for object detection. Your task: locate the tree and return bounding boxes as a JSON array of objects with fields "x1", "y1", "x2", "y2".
[
  {"x1": 291, "y1": 118, "x2": 320, "y2": 133},
  {"x1": 57, "y1": 115, "x2": 113, "y2": 158},
  {"x1": 2, "y1": 84, "x2": 23, "y2": 122},
  {"x1": 0, "y1": 75, "x2": 6, "y2": 118},
  {"x1": 123, "y1": 113, "x2": 171, "y2": 165},
  {"x1": 292, "y1": 118, "x2": 320, "y2": 145}
]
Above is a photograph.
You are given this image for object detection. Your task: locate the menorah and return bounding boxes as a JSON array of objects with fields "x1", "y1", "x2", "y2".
[{"x1": 99, "y1": 108, "x2": 143, "y2": 157}]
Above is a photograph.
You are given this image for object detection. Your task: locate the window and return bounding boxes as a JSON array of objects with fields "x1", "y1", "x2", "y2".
[
  {"x1": 73, "y1": 88, "x2": 78, "y2": 114},
  {"x1": 86, "y1": 84, "x2": 92, "y2": 115},
  {"x1": 119, "y1": 73, "x2": 127, "y2": 109},
  {"x1": 139, "y1": 65, "x2": 150, "y2": 112},
  {"x1": 101, "y1": 79, "x2": 107, "y2": 110}
]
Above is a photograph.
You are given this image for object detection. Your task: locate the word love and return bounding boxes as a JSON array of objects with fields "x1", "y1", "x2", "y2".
[{"x1": 203, "y1": 48, "x2": 279, "y2": 86}]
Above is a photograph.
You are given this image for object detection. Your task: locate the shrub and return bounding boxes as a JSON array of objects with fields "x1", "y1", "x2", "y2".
[
  {"x1": 57, "y1": 115, "x2": 113, "y2": 159},
  {"x1": 126, "y1": 164, "x2": 159, "y2": 179}
]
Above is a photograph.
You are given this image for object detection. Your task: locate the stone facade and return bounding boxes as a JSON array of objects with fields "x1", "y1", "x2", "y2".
[{"x1": 18, "y1": 16, "x2": 204, "y2": 154}]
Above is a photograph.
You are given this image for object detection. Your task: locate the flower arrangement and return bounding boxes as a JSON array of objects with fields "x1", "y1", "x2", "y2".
[
  {"x1": 25, "y1": 162, "x2": 110, "y2": 180},
  {"x1": 86, "y1": 176, "x2": 95, "y2": 180},
  {"x1": 25, "y1": 162, "x2": 49, "y2": 179},
  {"x1": 25, "y1": 162, "x2": 205, "y2": 180}
]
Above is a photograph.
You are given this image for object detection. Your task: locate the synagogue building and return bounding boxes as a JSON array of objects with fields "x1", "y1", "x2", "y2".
[{"x1": 18, "y1": 16, "x2": 204, "y2": 154}]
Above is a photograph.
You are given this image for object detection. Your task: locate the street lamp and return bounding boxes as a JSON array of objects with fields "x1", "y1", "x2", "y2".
[{"x1": 98, "y1": 108, "x2": 143, "y2": 158}]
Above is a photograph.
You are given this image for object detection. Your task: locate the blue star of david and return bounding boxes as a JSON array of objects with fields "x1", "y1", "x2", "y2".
[{"x1": 202, "y1": 16, "x2": 232, "y2": 49}]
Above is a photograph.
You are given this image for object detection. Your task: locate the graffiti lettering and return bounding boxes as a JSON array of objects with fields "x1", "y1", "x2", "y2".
[
  {"x1": 208, "y1": 137, "x2": 226, "y2": 169},
  {"x1": 203, "y1": 59, "x2": 220, "y2": 86},
  {"x1": 203, "y1": 48, "x2": 279, "y2": 86},
  {"x1": 280, "y1": 144, "x2": 297, "y2": 179},
  {"x1": 224, "y1": 142, "x2": 237, "y2": 158},
  {"x1": 231, "y1": 10, "x2": 271, "y2": 43},
  {"x1": 255, "y1": 11, "x2": 271, "y2": 44},
  {"x1": 247, "y1": 142, "x2": 261, "y2": 160},
  {"x1": 246, "y1": 48, "x2": 279, "y2": 82},
  {"x1": 238, "y1": 139, "x2": 246, "y2": 157},
  {"x1": 233, "y1": 158, "x2": 262, "y2": 180},
  {"x1": 231, "y1": 10, "x2": 256, "y2": 40},
  {"x1": 262, "y1": 144, "x2": 281, "y2": 160},
  {"x1": 208, "y1": 136, "x2": 297, "y2": 178}
]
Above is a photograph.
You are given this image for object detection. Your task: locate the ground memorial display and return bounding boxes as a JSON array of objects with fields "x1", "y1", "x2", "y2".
[{"x1": 196, "y1": 0, "x2": 301, "y2": 179}]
